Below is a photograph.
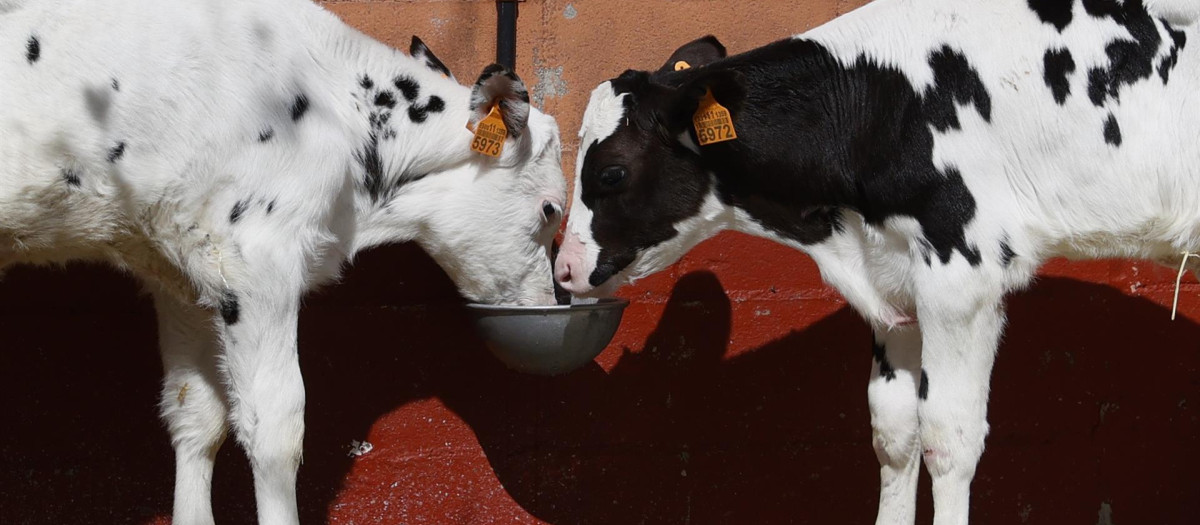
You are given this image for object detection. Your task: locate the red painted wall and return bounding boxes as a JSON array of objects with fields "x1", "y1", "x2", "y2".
[{"x1": 2, "y1": 1, "x2": 1199, "y2": 524}]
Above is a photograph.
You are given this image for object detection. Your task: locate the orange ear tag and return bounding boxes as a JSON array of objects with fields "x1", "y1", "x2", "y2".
[
  {"x1": 470, "y1": 104, "x2": 508, "y2": 157},
  {"x1": 693, "y1": 88, "x2": 737, "y2": 146},
  {"x1": 674, "y1": 60, "x2": 691, "y2": 71}
]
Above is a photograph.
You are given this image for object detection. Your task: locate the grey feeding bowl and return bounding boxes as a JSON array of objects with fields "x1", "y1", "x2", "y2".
[{"x1": 466, "y1": 298, "x2": 630, "y2": 376}]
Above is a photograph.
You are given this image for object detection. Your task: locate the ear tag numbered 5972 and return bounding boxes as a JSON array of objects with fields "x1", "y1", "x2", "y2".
[
  {"x1": 693, "y1": 88, "x2": 737, "y2": 146},
  {"x1": 470, "y1": 104, "x2": 508, "y2": 157}
]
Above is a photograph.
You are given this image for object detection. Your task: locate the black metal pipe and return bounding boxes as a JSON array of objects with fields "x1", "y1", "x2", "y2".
[{"x1": 496, "y1": 1, "x2": 518, "y2": 69}]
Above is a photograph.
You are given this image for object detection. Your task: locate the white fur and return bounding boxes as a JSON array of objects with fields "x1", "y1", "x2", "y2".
[
  {"x1": 561, "y1": 1, "x2": 1199, "y2": 524},
  {"x1": 0, "y1": 1, "x2": 564, "y2": 523}
]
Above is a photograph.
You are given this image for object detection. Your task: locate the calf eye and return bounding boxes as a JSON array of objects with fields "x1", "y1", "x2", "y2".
[
  {"x1": 542, "y1": 200, "x2": 558, "y2": 220},
  {"x1": 599, "y1": 165, "x2": 627, "y2": 187}
]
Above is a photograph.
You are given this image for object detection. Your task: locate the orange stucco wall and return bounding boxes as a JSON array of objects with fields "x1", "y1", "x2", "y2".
[{"x1": 2, "y1": 1, "x2": 1199, "y2": 524}]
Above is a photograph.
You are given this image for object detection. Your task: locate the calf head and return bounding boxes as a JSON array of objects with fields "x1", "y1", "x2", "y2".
[
  {"x1": 556, "y1": 36, "x2": 741, "y2": 297},
  {"x1": 388, "y1": 42, "x2": 566, "y2": 306}
]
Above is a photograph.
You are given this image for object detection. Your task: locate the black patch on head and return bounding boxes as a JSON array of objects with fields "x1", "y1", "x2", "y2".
[
  {"x1": 1103, "y1": 113, "x2": 1122, "y2": 146},
  {"x1": 924, "y1": 46, "x2": 992, "y2": 132},
  {"x1": 582, "y1": 39, "x2": 990, "y2": 285},
  {"x1": 1027, "y1": 0, "x2": 1074, "y2": 31},
  {"x1": 872, "y1": 341, "x2": 897, "y2": 381},
  {"x1": 1158, "y1": 22, "x2": 1187, "y2": 84},
  {"x1": 258, "y1": 128, "x2": 274, "y2": 142},
  {"x1": 219, "y1": 291, "x2": 240, "y2": 325},
  {"x1": 62, "y1": 168, "x2": 81, "y2": 187},
  {"x1": 359, "y1": 74, "x2": 374, "y2": 90},
  {"x1": 1043, "y1": 48, "x2": 1076, "y2": 104},
  {"x1": 394, "y1": 76, "x2": 420, "y2": 101},
  {"x1": 1083, "y1": 0, "x2": 1162, "y2": 107},
  {"x1": 26, "y1": 36, "x2": 39, "y2": 64},
  {"x1": 918, "y1": 369, "x2": 929, "y2": 400},
  {"x1": 229, "y1": 199, "x2": 249, "y2": 224},
  {"x1": 407, "y1": 96, "x2": 445, "y2": 123},
  {"x1": 107, "y1": 142, "x2": 126, "y2": 163},
  {"x1": 374, "y1": 90, "x2": 396, "y2": 108},
  {"x1": 1000, "y1": 239, "x2": 1016, "y2": 267},
  {"x1": 111, "y1": 78, "x2": 120, "y2": 91},
  {"x1": 290, "y1": 94, "x2": 309, "y2": 121},
  {"x1": 266, "y1": 199, "x2": 276, "y2": 214}
]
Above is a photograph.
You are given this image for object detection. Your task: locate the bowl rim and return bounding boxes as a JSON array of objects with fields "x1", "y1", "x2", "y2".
[{"x1": 465, "y1": 297, "x2": 629, "y2": 314}]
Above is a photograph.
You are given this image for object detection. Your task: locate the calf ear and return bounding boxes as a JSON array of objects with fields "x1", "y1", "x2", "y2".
[
  {"x1": 469, "y1": 64, "x2": 531, "y2": 139},
  {"x1": 656, "y1": 35, "x2": 727, "y2": 75},
  {"x1": 410, "y1": 36, "x2": 454, "y2": 79},
  {"x1": 665, "y1": 69, "x2": 745, "y2": 131}
]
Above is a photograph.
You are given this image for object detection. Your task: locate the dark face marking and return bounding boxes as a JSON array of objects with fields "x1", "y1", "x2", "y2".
[
  {"x1": 407, "y1": 95, "x2": 445, "y2": 123},
  {"x1": 1043, "y1": 48, "x2": 1076, "y2": 104},
  {"x1": 62, "y1": 168, "x2": 81, "y2": 187},
  {"x1": 584, "y1": 39, "x2": 990, "y2": 283},
  {"x1": 1027, "y1": 0, "x2": 1073, "y2": 32},
  {"x1": 258, "y1": 128, "x2": 274, "y2": 142},
  {"x1": 290, "y1": 94, "x2": 309, "y2": 121},
  {"x1": 1103, "y1": 113, "x2": 1122, "y2": 146},
  {"x1": 26, "y1": 36, "x2": 39, "y2": 64},
  {"x1": 1000, "y1": 239, "x2": 1016, "y2": 267},
  {"x1": 394, "y1": 76, "x2": 420, "y2": 101},
  {"x1": 918, "y1": 369, "x2": 929, "y2": 400},
  {"x1": 107, "y1": 142, "x2": 126, "y2": 163},
  {"x1": 359, "y1": 74, "x2": 374, "y2": 90},
  {"x1": 229, "y1": 199, "x2": 249, "y2": 224},
  {"x1": 266, "y1": 200, "x2": 276, "y2": 214},
  {"x1": 219, "y1": 291, "x2": 240, "y2": 325},
  {"x1": 1083, "y1": 0, "x2": 1162, "y2": 107},
  {"x1": 872, "y1": 341, "x2": 897, "y2": 381},
  {"x1": 374, "y1": 90, "x2": 396, "y2": 108}
]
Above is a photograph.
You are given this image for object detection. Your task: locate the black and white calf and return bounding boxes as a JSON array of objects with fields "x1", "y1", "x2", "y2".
[
  {"x1": 1, "y1": 0, "x2": 565, "y2": 523},
  {"x1": 556, "y1": 0, "x2": 1197, "y2": 523}
]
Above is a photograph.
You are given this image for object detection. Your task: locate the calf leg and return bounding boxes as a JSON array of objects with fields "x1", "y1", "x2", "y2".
[
  {"x1": 916, "y1": 285, "x2": 1005, "y2": 525},
  {"x1": 154, "y1": 291, "x2": 228, "y2": 525},
  {"x1": 218, "y1": 288, "x2": 304, "y2": 525},
  {"x1": 869, "y1": 327, "x2": 923, "y2": 525}
]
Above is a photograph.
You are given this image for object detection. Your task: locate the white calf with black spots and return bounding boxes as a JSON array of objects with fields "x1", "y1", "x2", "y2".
[
  {"x1": 0, "y1": 0, "x2": 565, "y2": 524},
  {"x1": 556, "y1": 1, "x2": 1197, "y2": 524}
]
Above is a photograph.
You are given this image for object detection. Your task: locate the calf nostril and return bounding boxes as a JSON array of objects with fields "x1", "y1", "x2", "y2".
[{"x1": 556, "y1": 260, "x2": 573, "y2": 284}]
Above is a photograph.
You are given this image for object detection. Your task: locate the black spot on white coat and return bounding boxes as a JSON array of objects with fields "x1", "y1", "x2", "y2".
[
  {"x1": 1043, "y1": 48, "x2": 1076, "y2": 104},
  {"x1": 873, "y1": 341, "x2": 897, "y2": 381},
  {"x1": 374, "y1": 90, "x2": 396, "y2": 108},
  {"x1": 1084, "y1": 0, "x2": 1162, "y2": 107},
  {"x1": 1000, "y1": 239, "x2": 1016, "y2": 267},
  {"x1": 290, "y1": 94, "x2": 309, "y2": 121},
  {"x1": 359, "y1": 74, "x2": 374, "y2": 90},
  {"x1": 266, "y1": 200, "x2": 276, "y2": 214},
  {"x1": 26, "y1": 36, "x2": 39, "y2": 64},
  {"x1": 1103, "y1": 113, "x2": 1122, "y2": 146},
  {"x1": 258, "y1": 128, "x2": 274, "y2": 142},
  {"x1": 62, "y1": 168, "x2": 81, "y2": 187},
  {"x1": 111, "y1": 78, "x2": 120, "y2": 91},
  {"x1": 918, "y1": 369, "x2": 929, "y2": 400},
  {"x1": 219, "y1": 291, "x2": 240, "y2": 325},
  {"x1": 107, "y1": 142, "x2": 126, "y2": 163},
  {"x1": 1159, "y1": 22, "x2": 1188, "y2": 84},
  {"x1": 394, "y1": 76, "x2": 419, "y2": 101},
  {"x1": 230, "y1": 199, "x2": 249, "y2": 223},
  {"x1": 1027, "y1": 0, "x2": 1074, "y2": 32},
  {"x1": 407, "y1": 95, "x2": 445, "y2": 123}
]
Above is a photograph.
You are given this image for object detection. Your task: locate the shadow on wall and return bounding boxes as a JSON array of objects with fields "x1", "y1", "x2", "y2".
[{"x1": 1, "y1": 245, "x2": 1198, "y2": 524}]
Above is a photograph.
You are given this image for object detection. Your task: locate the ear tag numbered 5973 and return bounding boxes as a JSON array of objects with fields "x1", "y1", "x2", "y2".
[
  {"x1": 470, "y1": 104, "x2": 508, "y2": 157},
  {"x1": 693, "y1": 88, "x2": 737, "y2": 146}
]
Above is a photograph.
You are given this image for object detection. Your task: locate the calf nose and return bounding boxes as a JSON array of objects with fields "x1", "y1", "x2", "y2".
[{"x1": 554, "y1": 257, "x2": 574, "y2": 286}]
